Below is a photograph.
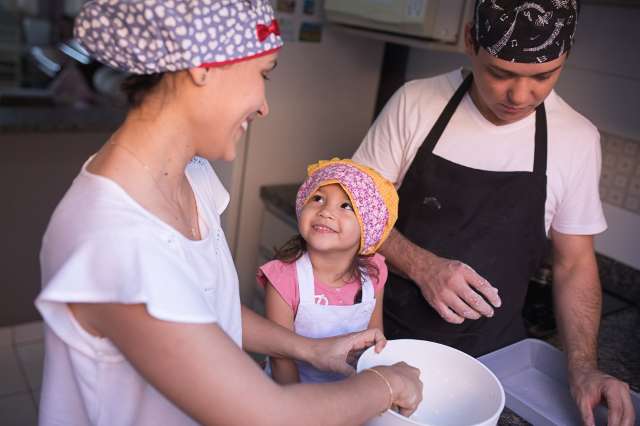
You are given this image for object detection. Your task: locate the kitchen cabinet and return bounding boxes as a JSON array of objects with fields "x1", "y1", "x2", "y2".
[
  {"x1": 0, "y1": 129, "x2": 109, "y2": 326},
  {"x1": 0, "y1": 103, "x2": 122, "y2": 327}
]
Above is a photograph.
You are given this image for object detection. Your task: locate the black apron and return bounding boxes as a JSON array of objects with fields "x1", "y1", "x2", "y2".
[{"x1": 383, "y1": 74, "x2": 548, "y2": 357}]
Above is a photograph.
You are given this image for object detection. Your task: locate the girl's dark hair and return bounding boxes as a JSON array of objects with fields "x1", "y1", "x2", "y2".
[
  {"x1": 273, "y1": 234, "x2": 380, "y2": 303},
  {"x1": 120, "y1": 73, "x2": 165, "y2": 108}
]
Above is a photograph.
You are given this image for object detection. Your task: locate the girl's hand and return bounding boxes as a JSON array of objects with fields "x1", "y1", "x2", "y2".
[
  {"x1": 307, "y1": 328, "x2": 387, "y2": 376},
  {"x1": 377, "y1": 363, "x2": 423, "y2": 417}
]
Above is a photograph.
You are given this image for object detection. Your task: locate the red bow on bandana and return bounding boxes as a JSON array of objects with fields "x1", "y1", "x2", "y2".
[{"x1": 256, "y1": 20, "x2": 280, "y2": 42}]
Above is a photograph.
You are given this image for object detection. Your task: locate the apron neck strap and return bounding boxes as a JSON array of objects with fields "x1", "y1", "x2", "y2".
[
  {"x1": 360, "y1": 272, "x2": 375, "y2": 302},
  {"x1": 419, "y1": 73, "x2": 473, "y2": 158},
  {"x1": 295, "y1": 252, "x2": 316, "y2": 303},
  {"x1": 533, "y1": 103, "x2": 547, "y2": 176},
  {"x1": 416, "y1": 72, "x2": 548, "y2": 177}
]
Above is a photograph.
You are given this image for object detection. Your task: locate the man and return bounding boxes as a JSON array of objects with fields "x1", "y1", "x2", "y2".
[{"x1": 353, "y1": 1, "x2": 635, "y2": 425}]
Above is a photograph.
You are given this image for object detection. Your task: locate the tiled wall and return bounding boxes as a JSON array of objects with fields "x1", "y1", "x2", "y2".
[{"x1": 600, "y1": 132, "x2": 640, "y2": 215}]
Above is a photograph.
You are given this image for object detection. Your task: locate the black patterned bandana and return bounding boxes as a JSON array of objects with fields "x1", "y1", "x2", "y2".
[{"x1": 474, "y1": 0, "x2": 579, "y2": 63}]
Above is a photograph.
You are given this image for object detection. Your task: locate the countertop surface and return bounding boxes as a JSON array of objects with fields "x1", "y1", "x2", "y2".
[
  {"x1": 0, "y1": 105, "x2": 126, "y2": 133},
  {"x1": 260, "y1": 183, "x2": 640, "y2": 425}
]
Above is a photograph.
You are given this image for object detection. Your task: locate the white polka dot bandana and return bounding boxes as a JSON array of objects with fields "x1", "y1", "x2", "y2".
[
  {"x1": 74, "y1": 0, "x2": 283, "y2": 75},
  {"x1": 474, "y1": 0, "x2": 578, "y2": 63}
]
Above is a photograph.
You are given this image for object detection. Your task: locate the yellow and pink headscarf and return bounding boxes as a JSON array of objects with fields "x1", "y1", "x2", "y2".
[{"x1": 296, "y1": 159, "x2": 398, "y2": 256}]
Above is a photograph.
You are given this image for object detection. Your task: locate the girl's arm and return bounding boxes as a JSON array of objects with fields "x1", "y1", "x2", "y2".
[
  {"x1": 368, "y1": 286, "x2": 385, "y2": 332},
  {"x1": 71, "y1": 302, "x2": 422, "y2": 425},
  {"x1": 368, "y1": 255, "x2": 387, "y2": 332},
  {"x1": 263, "y1": 282, "x2": 300, "y2": 384}
]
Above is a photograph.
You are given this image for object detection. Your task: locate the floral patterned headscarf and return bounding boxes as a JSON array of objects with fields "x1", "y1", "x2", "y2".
[{"x1": 296, "y1": 158, "x2": 398, "y2": 256}]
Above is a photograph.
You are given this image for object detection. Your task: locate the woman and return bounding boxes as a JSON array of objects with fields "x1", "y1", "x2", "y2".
[{"x1": 35, "y1": 1, "x2": 422, "y2": 425}]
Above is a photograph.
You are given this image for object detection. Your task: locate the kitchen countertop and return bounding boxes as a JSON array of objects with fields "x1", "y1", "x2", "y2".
[
  {"x1": 260, "y1": 183, "x2": 640, "y2": 425},
  {"x1": 0, "y1": 105, "x2": 126, "y2": 133}
]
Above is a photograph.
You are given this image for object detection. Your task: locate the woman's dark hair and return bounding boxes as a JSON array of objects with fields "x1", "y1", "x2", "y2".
[
  {"x1": 120, "y1": 73, "x2": 165, "y2": 108},
  {"x1": 273, "y1": 234, "x2": 380, "y2": 303}
]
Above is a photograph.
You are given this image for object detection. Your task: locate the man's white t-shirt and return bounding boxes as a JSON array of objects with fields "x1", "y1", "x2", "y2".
[
  {"x1": 353, "y1": 69, "x2": 607, "y2": 236},
  {"x1": 36, "y1": 156, "x2": 241, "y2": 426}
]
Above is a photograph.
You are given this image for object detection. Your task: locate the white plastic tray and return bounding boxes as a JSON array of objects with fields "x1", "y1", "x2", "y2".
[{"x1": 478, "y1": 338, "x2": 639, "y2": 426}]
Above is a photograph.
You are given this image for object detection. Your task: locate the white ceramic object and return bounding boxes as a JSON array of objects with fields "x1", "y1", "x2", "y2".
[{"x1": 357, "y1": 339, "x2": 505, "y2": 426}]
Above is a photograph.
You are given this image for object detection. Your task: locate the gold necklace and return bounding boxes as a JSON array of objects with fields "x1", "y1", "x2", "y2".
[{"x1": 109, "y1": 142, "x2": 199, "y2": 239}]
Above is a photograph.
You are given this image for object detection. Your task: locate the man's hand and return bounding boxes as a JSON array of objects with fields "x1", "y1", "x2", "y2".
[
  {"x1": 569, "y1": 365, "x2": 636, "y2": 426},
  {"x1": 307, "y1": 328, "x2": 387, "y2": 376},
  {"x1": 413, "y1": 255, "x2": 502, "y2": 323},
  {"x1": 381, "y1": 229, "x2": 501, "y2": 324}
]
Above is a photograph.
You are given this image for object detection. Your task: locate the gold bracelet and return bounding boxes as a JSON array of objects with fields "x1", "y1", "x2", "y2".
[{"x1": 366, "y1": 367, "x2": 393, "y2": 414}]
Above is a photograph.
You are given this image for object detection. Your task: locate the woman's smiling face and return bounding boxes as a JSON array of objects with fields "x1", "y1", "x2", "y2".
[
  {"x1": 298, "y1": 183, "x2": 361, "y2": 256},
  {"x1": 186, "y1": 52, "x2": 278, "y2": 161}
]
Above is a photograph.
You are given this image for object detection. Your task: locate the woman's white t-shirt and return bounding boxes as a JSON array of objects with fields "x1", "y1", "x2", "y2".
[{"x1": 36, "y1": 156, "x2": 241, "y2": 426}]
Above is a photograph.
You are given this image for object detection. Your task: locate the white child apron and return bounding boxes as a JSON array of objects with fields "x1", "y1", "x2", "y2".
[{"x1": 293, "y1": 252, "x2": 376, "y2": 383}]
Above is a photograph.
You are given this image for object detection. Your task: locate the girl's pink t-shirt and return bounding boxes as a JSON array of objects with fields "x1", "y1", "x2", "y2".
[{"x1": 256, "y1": 253, "x2": 388, "y2": 315}]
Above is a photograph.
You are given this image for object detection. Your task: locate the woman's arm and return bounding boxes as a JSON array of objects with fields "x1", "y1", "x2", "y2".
[
  {"x1": 368, "y1": 287, "x2": 384, "y2": 332},
  {"x1": 242, "y1": 304, "x2": 385, "y2": 377},
  {"x1": 71, "y1": 302, "x2": 422, "y2": 425},
  {"x1": 264, "y1": 282, "x2": 300, "y2": 384}
]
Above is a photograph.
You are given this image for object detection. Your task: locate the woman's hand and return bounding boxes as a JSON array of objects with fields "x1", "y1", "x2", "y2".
[
  {"x1": 307, "y1": 328, "x2": 387, "y2": 376},
  {"x1": 373, "y1": 363, "x2": 423, "y2": 417}
]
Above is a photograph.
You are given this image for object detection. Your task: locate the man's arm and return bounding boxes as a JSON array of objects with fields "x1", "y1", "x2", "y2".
[
  {"x1": 380, "y1": 228, "x2": 501, "y2": 323},
  {"x1": 550, "y1": 229, "x2": 635, "y2": 426}
]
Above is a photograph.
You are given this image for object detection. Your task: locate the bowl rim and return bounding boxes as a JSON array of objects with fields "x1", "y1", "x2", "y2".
[{"x1": 356, "y1": 338, "x2": 506, "y2": 426}]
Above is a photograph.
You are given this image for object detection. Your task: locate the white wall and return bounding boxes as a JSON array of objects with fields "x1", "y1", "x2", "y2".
[
  {"x1": 554, "y1": 4, "x2": 640, "y2": 140},
  {"x1": 404, "y1": 4, "x2": 640, "y2": 270},
  {"x1": 231, "y1": 28, "x2": 384, "y2": 303}
]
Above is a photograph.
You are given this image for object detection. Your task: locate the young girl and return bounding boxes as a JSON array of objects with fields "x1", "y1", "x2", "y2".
[{"x1": 259, "y1": 158, "x2": 398, "y2": 384}]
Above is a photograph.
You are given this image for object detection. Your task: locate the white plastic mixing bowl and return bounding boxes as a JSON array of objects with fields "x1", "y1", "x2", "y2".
[{"x1": 357, "y1": 339, "x2": 505, "y2": 426}]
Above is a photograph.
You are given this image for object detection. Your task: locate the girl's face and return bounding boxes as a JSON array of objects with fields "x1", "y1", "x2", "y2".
[
  {"x1": 298, "y1": 183, "x2": 361, "y2": 256},
  {"x1": 187, "y1": 52, "x2": 278, "y2": 161}
]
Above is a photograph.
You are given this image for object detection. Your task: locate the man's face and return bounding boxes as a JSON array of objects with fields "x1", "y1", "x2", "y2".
[{"x1": 464, "y1": 25, "x2": 567, "y2": 125}]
